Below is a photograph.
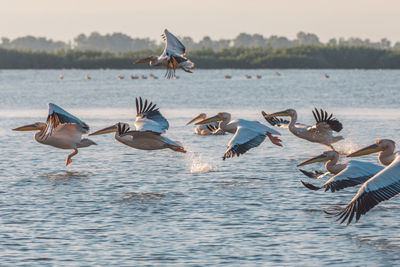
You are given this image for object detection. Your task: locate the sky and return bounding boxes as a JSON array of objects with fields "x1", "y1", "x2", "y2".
[{"x1": 0, "y1": 0, "x2": 399, "y2": 42}]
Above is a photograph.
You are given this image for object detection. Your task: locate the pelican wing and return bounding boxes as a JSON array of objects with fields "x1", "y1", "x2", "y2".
[
  {"x1": 310, "y1": 108, "x2": 342, "y2": 133},
  {"x1": 46, "y1": 103, "x2": 89, "y2": 135},
  {"x1": 334, "y1": 154, "x2": 400, "y2": 225},
  {"x1": 50, "y1": 123, "x2": 84, "y2": 146},
  {"x1": 320, "y1": 160, "x2": 383, "y2": 192},
  {"x1": 134, "y1": 97, "x2": 169, "y2": 134},
  {"x1": 162, "y1": 29, "x2": 186, "y2": 56},
  {"x1": 299, "y1": 169, "x2": 330, "y2": 179},
  {"x1": 261, "y1": 112, "x2": 308, "y2": 129},
  {"x1": 222, "y1": 120, "x2": 279, "y2": 160},
  {"x1": 223, "y1": 126, "x2": 266, "y2": 160}
]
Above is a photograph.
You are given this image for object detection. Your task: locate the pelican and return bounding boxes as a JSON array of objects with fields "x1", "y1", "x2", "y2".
[
  {"x1": 298, "y1": 150, "x2": 384, "y2": 192},
  {"x1": 134, "y1": 29, "x2": 194, "y2": 79},
  {"x1": 195, "y1": 113, "x2": 282, "y2": 160},
  {"x1": 327, "y1": 139, "x2": 400, "y2": 225},
  {"x1": 262, "y1": 108, "x2": 343, "y2": 150},
  {"x1": 12, "y1": 103, "x2": 96, "y2": 166},
  {"x1": 89, "y1": 97, "x2": 186, "y2": 153},
  {"x1": 186, "y1": 113, "x2": 224, "y2": 135},
  {"x1": 347, "y1": 139, "x2": 397, "y2": 166}
]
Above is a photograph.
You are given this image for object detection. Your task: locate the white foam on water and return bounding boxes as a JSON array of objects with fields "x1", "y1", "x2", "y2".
[
  {"x1": 336, "y1": 139, "x2": 359, "y2": 155},
  {"x1": 187, "y1": 152, "x2": 218, "y2": 173}
]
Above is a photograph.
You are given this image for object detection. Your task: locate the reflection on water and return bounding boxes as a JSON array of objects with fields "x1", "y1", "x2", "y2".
[
  {"x1": 121, "y1": 192, "x2": 166, "y2": 200},
  {"x1": 38, "y1": 171, "x2": 91, "y2": 181}
]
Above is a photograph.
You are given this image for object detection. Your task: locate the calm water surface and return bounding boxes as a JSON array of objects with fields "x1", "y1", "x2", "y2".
[{"x1": 1, "y1": 69, "x2": 400, "y2": 266}]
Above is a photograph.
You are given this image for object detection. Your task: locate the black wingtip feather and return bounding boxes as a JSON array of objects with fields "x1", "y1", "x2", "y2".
[
  {"x1": 312, "y1": 108, "x2": 343, "y2": 132},
  {"x1": 301, "y1": 180, "x2": 321, "y2": 191}
]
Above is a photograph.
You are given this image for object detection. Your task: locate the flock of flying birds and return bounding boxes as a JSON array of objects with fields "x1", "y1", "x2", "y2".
[{"x1": 12, "y1": 29, "x2": 400, "y2": 226}]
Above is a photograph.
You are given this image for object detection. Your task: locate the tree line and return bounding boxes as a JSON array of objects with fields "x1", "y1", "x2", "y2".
[
  {"x1": 1, "y1": 32, "x2": 400, "y2": 53},
  {"x1": 0, "y1": 46, "x2": 399, "y2": 69}
]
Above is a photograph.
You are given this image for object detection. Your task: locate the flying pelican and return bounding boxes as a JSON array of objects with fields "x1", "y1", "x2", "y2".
[
  {"x1": 89, "y1": 97, "x2": 186, "y2": 153},
  {"x1": 195, "y1": 113, "x2": 282, "y2": 160},
  {"x1": 134, "y1": 29, "x2": 194, "y2": 79},
  {"x1": 298, "y1": 150, "x2": 384, "y2": 192},
  {"x1": 186, "y1": 113, "x2": 224, "y2": 135},
  {"x1": 328, "y1": 139, "x2": 400, "y2": 225},
  {"x1": 347, "y1": 139, "x2": 397, "y2": 166},
  {"x1": 12, "y1": 103, "x2": 96, "y2": 166},
  {"x1": 262, "y1": 108, "x2": 343, "y2": 150}
]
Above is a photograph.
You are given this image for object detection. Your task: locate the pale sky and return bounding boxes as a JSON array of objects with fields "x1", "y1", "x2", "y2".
[{"x1": 0, "y1": 0, "x2": 399, "y2": 42}]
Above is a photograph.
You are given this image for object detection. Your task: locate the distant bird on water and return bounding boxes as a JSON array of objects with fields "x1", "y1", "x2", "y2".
[{"x1": 134, "y1": 29, "x2": 195, "y2": 79}]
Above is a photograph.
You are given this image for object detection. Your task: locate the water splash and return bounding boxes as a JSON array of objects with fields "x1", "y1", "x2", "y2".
[
  {"x1": 335, "y1": 139, "x2": 359, "y2": 155},
  {"x1": 187, "y1": 152, "x2": 218, "y2": 173}
]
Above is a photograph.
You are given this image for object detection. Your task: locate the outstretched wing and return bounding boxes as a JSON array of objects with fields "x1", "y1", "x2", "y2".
[
  {"x1": 299, "y1": 169, "x2": 330, "y2": 179},
  {"x1": 332, "y1": 154, "x2": 400, "y2": 225},
  {"x1": 46, "y1": 103, "x2": 89, "y2": 135},
  {"x1": 134, "y1": 97, "x2": 169, "y2": 134},
  {"x1": 162, "y1": 29, "x2": 186, "y2": 56},
  {"x1": 261, "y1": 111, "x2": 308, "y2": 129},
  {"x1": 223, "y1": 126, "x2": 266, "y2": 160},
  {"x1": 310, "y1": 108, "x2": 342, "y2": 133},
  {"x1": 303, "y1": 160, "x2": 383, "y2": 192}
]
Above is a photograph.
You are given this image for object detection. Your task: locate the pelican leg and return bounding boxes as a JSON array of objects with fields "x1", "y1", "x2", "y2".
[
  {"x1": 169, "y1": 145, "x2": 187, "y2": 153},
  {"x1": 66, "y1": 149, "x2": 78, "y2": 166},
  {"x1": 267, "y1": 132, "x2": 282, "y2": 147},
  {"x1": 180, "y1": 66, "x2": 193, "y2": 73}
]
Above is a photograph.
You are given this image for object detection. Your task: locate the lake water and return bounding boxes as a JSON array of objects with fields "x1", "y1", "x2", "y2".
[{"x1": 1, "y1": 69, "x2": 400, "y2": 266}]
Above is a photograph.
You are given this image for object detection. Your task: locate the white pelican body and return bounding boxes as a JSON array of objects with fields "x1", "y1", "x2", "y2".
[
  {"x1": 262, "y1": 108, "x2": 343, "y2": 150},
  {"x1": 330, "y1": 139, "x2": 400, "y2": 225},
  {"x1": 13, "y1": 103, "x2": 96, "y2": 166},
  {"x1": 89, "y1": 97, "x2": 185, "y2": 153},
  {"x1": 298, "y1": 150, "x2": 384, "y2": 192},
  {"x1": 134, "y1": 29, "x2": 194, "y2": 78},
  {"x1": 186, "y1": 113, "x2": 227, "y2": 135},
  {"x1": 195, "y1": 113, "x2": 282, "y2": 160}
]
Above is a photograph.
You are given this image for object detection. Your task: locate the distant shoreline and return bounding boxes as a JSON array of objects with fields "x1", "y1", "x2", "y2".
[{"x1": 1, "y1": 46, "x2": 399, "y2": 69}]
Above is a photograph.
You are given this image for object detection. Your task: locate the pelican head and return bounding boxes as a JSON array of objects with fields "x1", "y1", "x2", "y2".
[
  {"x1": 297, "y1": 150, "x2": 338, "y2": 167},
  {"x1": 89, "y1": 122, "x2": 130, "y2": 136},
  {"x1": 347, "y1": 139, "x2": 396, "y2": 157},
  {"x1": 195, "y1": 112, "x2": 230, "y2": 125},
  {"x1": 13, "y1": 122, "x2": 46, "y2": 131},
  {"x1": 186, "y1": 113, "x2": 207, "y2": 125},
  {"x1": 134, "y1": 56, "x2": 158, "y2": 64},
  {"x1": 263, "y1": 108, "x2": 296, "y2": 118}
]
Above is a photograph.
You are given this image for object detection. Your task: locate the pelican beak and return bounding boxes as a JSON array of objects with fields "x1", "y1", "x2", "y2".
[
  {"x1": 133, "y1": 57, "x2": 152, "y2": 64},
  {"x1": 186, "y1": 114, "x2": 206, "y2": 125},
  {"x1": 12, "y1": 124, "x2": 40, "y2": 131},
  {"x1": 263, "y1": 110, "x2": 291, "y2": 118},
  {"x1": 347, "y1": 143, "x2": 383, "y2": 157},
  {"x1": 297, "y1": 153, "x2": 328, "y2": 167},
  {"x1": 89, "y1": 125, "x2": 118, "y2": 136},
  {"x1": 195, "y1": 114, "x2": 223, "y2": 125}
]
